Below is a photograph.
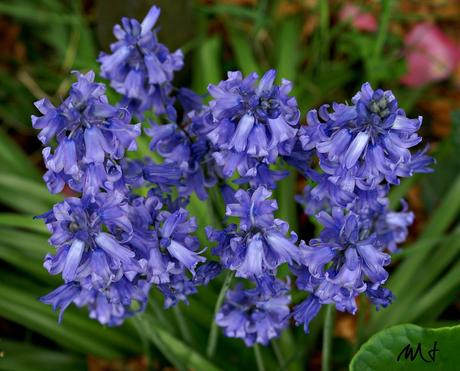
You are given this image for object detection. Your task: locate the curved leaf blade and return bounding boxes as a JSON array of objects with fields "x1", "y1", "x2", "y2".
[{"x1": 351, "y1": 324, "x2": 460, "y2": 371}]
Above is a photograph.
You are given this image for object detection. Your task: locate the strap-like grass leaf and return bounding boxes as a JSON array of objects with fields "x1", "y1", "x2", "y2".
[
  {"x1": 0, "y1": 278, "x2": 140, "y2": 358},
  {"x1": 0, "y1": 340, "x2": 86, "y2": 371}
]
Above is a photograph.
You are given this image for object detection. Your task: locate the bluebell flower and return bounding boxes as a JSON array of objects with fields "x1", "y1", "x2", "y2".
[
  {"x1": 98, "y1": 6, "x2": 183, "y2": 118},
  {"x1": 146, "y1": 121, "x2": 219, "y2": 200},
  {"x1": 177, "y1": 87, "x2": 204, "y2": 113},
  {"x1": 155, "y1": 263, "x2": 222, "y2": 309},
  {"x1": 371, "y1": 200, "x2": 414, "y2": 253},
  {"x1": 158, "y1": 273, "x2": 198, "y2": 309},
  {"x1": 366, "y1": 286, "x2": 394, "y2": 310},
  {"x1": 32, "y1": 71, "x2": 140, "y2": 196},
  {"x1": 208, "y1": 187, "x2": 301, "y2": 278},
  {"x1": 292, "y1": 207, "x2": 392, "y2": 316},
  {"x1": 304, "y1": 82, "x2": 433, "y2": 196},
  {"x1": 292, "y1": 295, "x2": 322, "y2": 333},
  {"x1": 143, "y1": 160, "x2": 182, "y2": 188},
  {"x1": 39, "y1": 188, "x2": 208, "y2": 324},
  {"x1": 295, "y1": 184, "x2": 332, "y2": 216},
  {"x1": 233, "y1": 163, "x2": 288, "y2": 190},
  {"x1": 129, "y1": 193, "x2": 204, "y2": 283},
  {"x1": 157, "y1": 208, "x2": 205, "y2": 275},
  {"x1": 193, "y1": 261, "x2": 223, "y2": 286},
  {"x1": 194, "y1": 70, "x2": 300, "y2": 183},
  {"x1": 216, "y1": 276, "x2": 290, "y2": 346},
  {"x1": 156, "y1": 262, "x2": 222, "y2": 309},
  {"x1": 38, "y1": 192, "x2": 154, "y2": 325},
  {"x1": 42, "y1": 278, "x2": 151, "y2": 326},
  {"x1": 40, "y1": 283, "x2": 81, "y2": 323},
  {"x1": 39, "y1": 193, "x2": 138, "y2": 284}
]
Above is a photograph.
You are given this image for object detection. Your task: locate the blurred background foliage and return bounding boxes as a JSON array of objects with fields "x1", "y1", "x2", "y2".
[{"x1": 0, "y1": 0, "x2": 459, "y2": 370}]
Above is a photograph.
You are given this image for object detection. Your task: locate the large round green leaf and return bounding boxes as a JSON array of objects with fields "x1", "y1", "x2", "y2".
[{"x1": 350, "y1": 324, "x2": 460, "y2": 371}]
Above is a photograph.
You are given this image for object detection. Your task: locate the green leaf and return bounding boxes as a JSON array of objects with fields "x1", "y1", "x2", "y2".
[
  {"x1": 0, "y1": 277, "x2": 140, "y2": 358},
  {"x1": 0, "y1": 340, "x2": 86, "y2": 371},
  {"x1": 0, "y1": 173, "x2": 61, "y2": 213},
  {"x1": 137, "y1": 314, "x2": 223, "y2": 371},
  {"x1": 227, "y1": 27, "x2": 260, "y2": 75},
  {"x1": 0, "y1": 228, "x2": 52, "y2": 257},
  {"x1": 403, "y1": 228, "x2": 460, "y2": 302},
  {"x1": 350, "y1": 324, "x2": 460, "y2": 371},
  {"x1": 187, "y1": 193, "x2": 213, "y2": 245},
  {"x1": 276, "y1": 166, "x2": 298, "y2": 232},
  {"x1": 402, "y1": 259, "x2": 460, "y2": 323},
  {"x1": 389, "y1": 175, "x2": 419, "y2": 209},
  {"x1": 192, "y1": 36, "x2": 222, "y2": 93},
  {"x1": 275, "y1": 15, "x2": 301, "y2": 232},
  {"x1": 368, "y1": 0, "x2": 395, "y2": 84},
  {"x1": 0, "y1": 2, "x2": 80, "y2": 24},
  {"x1": 0, "y1": 129, "x2": 41, "y2": 180},
  {"x1": 0, "y1": 243, "x2": 56, "y2": 284},
  {"x1": 275, "y1": 16, "x2": 301, "y2": 82},
  {"x1": 388, "y1": 174, "x2": 460, "y2": 298},
  {"x1": 0, "y1": 213, "x2": 49, "y2": 234}
]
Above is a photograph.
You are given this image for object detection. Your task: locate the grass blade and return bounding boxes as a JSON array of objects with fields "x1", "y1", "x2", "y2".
[
  {"x1": 0, "y1": 340, "x2": 85, "y2": 371},
  {"x1": 0, "y1": 275, "x2": 140, "y2": 358},
  {"x1": 228, "y1": 27, "x2": 260, "y2": 75},
  {"x1": 0, "y1": 129, "x2": 41, "y2": 180}
]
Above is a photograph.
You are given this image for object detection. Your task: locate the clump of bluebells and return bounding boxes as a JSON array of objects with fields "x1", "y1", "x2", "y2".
[{"x1": 32, "y1": 5, "x2": 433, "y2": 346}]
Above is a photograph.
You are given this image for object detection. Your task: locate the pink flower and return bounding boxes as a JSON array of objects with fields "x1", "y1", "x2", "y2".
[
  {"x1": 401, "y1": 23, "x2": 460, "y2": 87},
  {"x1": 339, "y1": 4, "x2": 377, "y2": 32}
]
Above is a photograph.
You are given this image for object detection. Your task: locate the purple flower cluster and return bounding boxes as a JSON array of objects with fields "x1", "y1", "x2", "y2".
[
  {"x1": 208, "y1": 186, "x2": 300, "y2": 278},
  {"x1": 193, "y1": 70, "x2": 300, "y2": 188},
  {"x1": 31, "y1": 4, "x2": 433, "y2": 348},
  {"x1": 32, "y1": 70, "x2": 214, "y2": 325},
  {"x1": 38, "y1": 189, "x2": 211, "y2": 325},
  {"x1": 292, "y1": 83, "x2": 433, "y2": 205},
  {"x1": 208, "y1": 186, "x2": 302, "y2": 346},
  {"x1": 98, "y1": 6, "x2": 183, "y2": 118},
  {"x1": 145, "y1": 120, "x2": 220, "y2": 201},
  {"x1": 291, "y1": 83, "x2": 433, "y2": 332},
  {"x1": 32, "y1": 71, "x2": 140, "y2": 197},
  {"x1": 216, "y1": 277, "x2": 290, "y2": 346}
]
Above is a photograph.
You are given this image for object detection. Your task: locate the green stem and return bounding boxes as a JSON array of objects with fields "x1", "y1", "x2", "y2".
[
  {"x1": 148, "y1": 296, "x2": 175, "y2": 333},
  {"x1": 206, "y1": 271, "x2": 235, "y2": 357},
  {"x1": 277, "y1": 167, "x2": 298, "y2": 231},
  {"x1": 137, "y1": 315, "x2": 187, "y2": 371},
  {"x1": 322, "y1": 305, "x2": 335, "y2": 371},
  {"x1": 272, "y1": 339, "x2": 285, "y2": 369},
  {"x1": 254, "y1": 344, "x2": 266, "y2": 371},
  {"x1": 173, "y1": 305, "x2": 193, "y2": 345},
  {"x1": 131, "y1": 316, "x2": 151, "y2": 368}
]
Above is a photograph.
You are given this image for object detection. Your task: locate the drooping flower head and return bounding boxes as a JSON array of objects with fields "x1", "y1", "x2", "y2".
[
  {"x1": 40, "y1": 193, "x2": 139, "y2": 284},
  {"x1": 39, "y1": 187, "x2": 208, "y2": 324},
  {"x1": 41, "y1": 277, "x2": 151, "y2": 326},
  {"x1": 38, "y1": 192, "x2": 149, "y2": 325},
  {"x1": 291, "y1": 206, "x2": 395, "y2": 330},
  {"x1": 208, "y1": 186, "x2": 301, "y2": 278},
  {"x1": 196, "y1": 70, "x2": 300, "y2": 185},
  {"x1": 145, "y1": 121, "x2": 220, "y2": 200},
  {"x1": 155, "y1": 261, "x2": 222, "y2": 309},
  {"x1": 98, "y1": 6, "x2": 184, "y2": 118},
  {"x1": 31, "y1": 71, "x2": 140, "y2": 196},
  {"x1": 305, "y1": 82, "x2": 433, "y2": 198},
  {"x1": 216, "y1": 276, "x2": 290, "y2": 346}
]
